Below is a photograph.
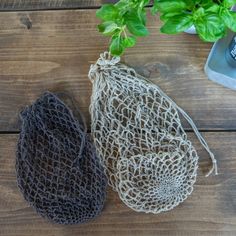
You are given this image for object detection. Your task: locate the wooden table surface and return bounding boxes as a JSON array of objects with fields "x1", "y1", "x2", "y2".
[{"x1": 0, "y1": 1, "x2": 236, "y2": 236}]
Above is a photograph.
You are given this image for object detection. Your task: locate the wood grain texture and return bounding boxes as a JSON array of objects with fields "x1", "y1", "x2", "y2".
[
  {"x1": 0, "y1": 10, "x2": 235, "y2": 132},
  {"x1": 0, "y1": 0, "x2": 116, "y2": 11},
  {"x1": 0, "y1": 132, "x2": 235, "y2": 236}
]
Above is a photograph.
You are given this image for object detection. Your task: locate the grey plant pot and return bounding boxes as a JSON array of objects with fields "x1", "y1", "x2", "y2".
[
  {"x1": 204, "y1": 5, "x2": 236, "y2": 90},
  {"x1": 205, "y1": 31, "x2": 236, "y2": 90}
]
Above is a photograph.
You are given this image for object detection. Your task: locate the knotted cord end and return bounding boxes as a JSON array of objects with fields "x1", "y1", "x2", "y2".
[
  {"x1": 205, "y1": 154, "x2": 218, "y2": 177},
  {"x1": 88, "y1": 52, "x2": 120, "y2": 81}
]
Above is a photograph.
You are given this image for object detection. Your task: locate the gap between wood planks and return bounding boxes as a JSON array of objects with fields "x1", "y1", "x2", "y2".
[
  {"x1": 0, "y1": 6, "x2": 102, "y2": 12},
  {"x1": 1, "y1": 130, "x2": 236, "y2": 135},
  {"x1": 0, "y1": 2, "x2": 153, "y2": 12}
]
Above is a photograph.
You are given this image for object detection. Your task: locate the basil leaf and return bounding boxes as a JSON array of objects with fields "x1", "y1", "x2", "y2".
[
  {"x1": 160, "y1": 14, "x2": 193, "y2": 34},
  {"x1": 115, "y1": 0, "x2": 129, "y2": 15},
  {"x1": 205, "y1": 4, "x2": 220, "y2": 13},
  {"x1": 201, "y1": 0, "x2": 218, "y2": 9},
  {"x1": 195, "y1": 14, "x2": 227, "y2": 42},
  {"x1": 193, "y1": 7, "x2": 205, "y2": 19},
  {"x1": 221, "y1": 9, "x2": 236, "y2": 32},
  {"x1": 123, "y1": 36, "x2": 136, "y2": 48},
  {"x1": 126, "y1": 21, "x2": 149, "y2": 36},
  {"x1": 125, "y1": 10, "x2": 149, "y2": 36},
  {"x1": 96, "y1": 4, "x2": 118, "y2": 21},
  {"x1": 160, "y1": 12, "x2": 182, "y2": 22},
  {"x1": 157, "y1": 0, "x2": 187, "y2": 13},
  {"x1": 223, "y1": 0, "x2": 236, "y2": 8},
  {"x1": 115, "y1": 0, "x2": 128, "y2": 9},
  {"x1": 98, "y1": 21, "x2": 119, "y2": 36},
  {"x1": 138, "y1": 8, "x2": 147, "y2": 25},
  {"x1": 109, "y1": 36, "x2": 124, "y2": 56}
]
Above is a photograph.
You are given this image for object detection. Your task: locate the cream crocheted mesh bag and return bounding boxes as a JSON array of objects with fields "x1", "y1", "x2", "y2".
[{"x1": 88, "y1": 52, "x2": 218, "y2": 214}]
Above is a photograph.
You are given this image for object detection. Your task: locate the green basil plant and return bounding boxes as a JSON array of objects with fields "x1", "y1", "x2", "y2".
[{"x1": 96, "y1": 0, "x2": 236, "y2": 56}]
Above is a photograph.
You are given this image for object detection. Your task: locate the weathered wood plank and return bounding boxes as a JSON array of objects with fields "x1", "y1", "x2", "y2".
[
  {"x1": 0, "y1": 132, "x2": 235, "y2": 236},
  {"x1": 0, "y1": 0, "x2": 116, "y2": 11},
  {"x1": 0, "y1": 10, "x2": 235, "y2": 132}
]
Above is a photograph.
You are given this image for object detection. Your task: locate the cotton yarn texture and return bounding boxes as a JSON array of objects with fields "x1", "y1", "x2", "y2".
[
  {"x1": 16, "y1": 92, "x2": 107, "y2": 224},
  {"x1": 89, "y1": 52, "x2": 218, "y2": 214}
]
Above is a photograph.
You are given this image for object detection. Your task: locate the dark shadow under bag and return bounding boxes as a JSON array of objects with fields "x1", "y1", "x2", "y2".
[{"x1": 16, "y1": 92, "x2": 107, "y2": 224}]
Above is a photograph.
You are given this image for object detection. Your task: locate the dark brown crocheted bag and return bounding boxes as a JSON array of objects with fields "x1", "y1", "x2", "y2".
[{"x1": 16, "y1": 92, "x2": 107, "y2": 224}]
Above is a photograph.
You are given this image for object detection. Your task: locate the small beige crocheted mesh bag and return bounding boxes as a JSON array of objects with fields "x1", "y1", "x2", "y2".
[{"x1": 88, "y1": 52, "x2": 218, "y2": 214}]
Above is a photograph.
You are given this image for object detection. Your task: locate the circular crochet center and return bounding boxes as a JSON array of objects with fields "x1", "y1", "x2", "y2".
[
  {"x1": 16, "y1": 92, "x2": 107, "y2": 224},
  {"x1": 117, "y1": 150, "x2": 198, "y2": 213}
]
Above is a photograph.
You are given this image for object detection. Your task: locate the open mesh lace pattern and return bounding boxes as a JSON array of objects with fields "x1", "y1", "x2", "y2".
[
  {"x1": 16, "y1": 92, "x2": 107, "y2": 224},
  {"x1": 88, "y1": 52, "x2": 217, "y2": 214}
]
